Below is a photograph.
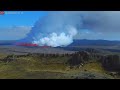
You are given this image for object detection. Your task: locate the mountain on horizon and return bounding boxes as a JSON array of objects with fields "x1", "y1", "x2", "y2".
[
  {"x1": 0, "y1": 40, "x2": 17, "y2": 45},
  {"x1": 1, "y1": 39, "x2": 120, "y2": 46},
  {"x1": 68, "y1": 39, "x2": 120, "y2": 46}
]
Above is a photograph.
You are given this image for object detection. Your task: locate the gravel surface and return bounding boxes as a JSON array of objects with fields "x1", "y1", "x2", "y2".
[{"x1": 0, "y1": 45, "x2": 75, "y2": 55}]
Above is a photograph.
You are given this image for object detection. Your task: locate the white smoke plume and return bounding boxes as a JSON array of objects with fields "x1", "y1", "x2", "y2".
[
  {"x1": 32, "y1": 26, "x2": 77, "y2": 47},
  {"x1": 22, "y1": 11, "x2": 82, "y2": 47},
  {"x1": 21, "y1": 11, "x2": 120, "y2": 47}
]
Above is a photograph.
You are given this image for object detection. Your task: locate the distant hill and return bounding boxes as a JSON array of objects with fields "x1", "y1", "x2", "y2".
[
  {"x1": 68, "y1": 39, "x2": 120, "y2": 46},
  {"x1": 0, "y1": 40, "x2": 17, "y2": 45},
  {"x1": 1, "y1": 39, "x2": 120, "y2": 47}
]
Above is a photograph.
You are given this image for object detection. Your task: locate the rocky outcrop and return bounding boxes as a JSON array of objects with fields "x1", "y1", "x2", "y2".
[
  {"x1": 67, "y1": 49, "x2": 120, "y2": 72},
  {"x1": 2, "y1": 54, "x2": 16, "y2": 63},
  {"x1": 67, "y1": 51, "x2": 91, "y2": 66},
  {"x1": 100, "y1": 55, "x2": 120, "y2": 71}
]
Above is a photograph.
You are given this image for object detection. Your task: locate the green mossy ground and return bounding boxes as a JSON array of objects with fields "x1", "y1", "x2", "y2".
[{"x1": 0, "y1": 54, "x2": 114, "y2": 79}]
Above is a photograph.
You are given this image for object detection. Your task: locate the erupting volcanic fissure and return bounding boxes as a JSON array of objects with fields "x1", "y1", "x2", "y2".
[
  {"x1": 17, "y1": 12, "x2": 81, "y2": 47},
  {"x1": 15, "y1": 43, "x2": 39, "y2": 47},
  {"x1": 15, "y1": 42, "x2": 52, "y2": 48},
  {"x1": 16, "y1": 11, "x2": 120, "y2": 47}
]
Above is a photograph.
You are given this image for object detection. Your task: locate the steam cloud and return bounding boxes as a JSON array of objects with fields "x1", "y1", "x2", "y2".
[
  {"x1": 32, "y1": 26, "x2": 77, "y2": 47},
  {"x1": 22, "y1": 11, "x2": 82, "y2": 47},
  {"x1": 21, "y1": 11, "x2": 120, "y2": 47}
]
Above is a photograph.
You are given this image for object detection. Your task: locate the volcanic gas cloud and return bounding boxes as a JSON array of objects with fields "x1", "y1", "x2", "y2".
[
  {"x1": 18, "y1": 12, "x2": 82, "y2": 47},
  {"x1": 18, "y1": 11, "x2": 120, "y2": 47}
]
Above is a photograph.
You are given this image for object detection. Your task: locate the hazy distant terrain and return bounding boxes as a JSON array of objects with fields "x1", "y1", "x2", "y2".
[
  {"x1": 1, "y1": 39, "x2": 120, "y2": 55},
  {"x1": 0, "y1": 40, "x2": 16, "y2": 45},
  {"x1": 0, "y1": 45, "x2": 75, "y2": 55}
]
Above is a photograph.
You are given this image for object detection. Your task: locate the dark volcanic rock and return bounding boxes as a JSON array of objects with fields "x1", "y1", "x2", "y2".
[
  {"x1": 85, "y1": 48, "x2": 101, "y2": 53},
  {"x1": 101, "y1": 55, "x2": 120, "y2": 71},
  {"x1": 2, "y1": 55, "x2": 17, "y2": 63},
  {"x1": 67, "y1": 51, "x2": 91, "y2": 66}
]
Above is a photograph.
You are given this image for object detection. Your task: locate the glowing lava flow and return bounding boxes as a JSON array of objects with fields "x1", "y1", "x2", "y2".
[{"x1": 15, "y1": 43, "x2": 52, "y2": 48}]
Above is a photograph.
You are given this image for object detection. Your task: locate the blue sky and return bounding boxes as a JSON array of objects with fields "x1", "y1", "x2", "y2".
[
  {"x1": 0, "y1": 11, "x2": 47, "y2": 40},
  {"x1": 0, "y1": 11, "x2": 47, "y2": 27},
  {"x1": 1, "y1": 11, "x2": 120, "y2": 41}
]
